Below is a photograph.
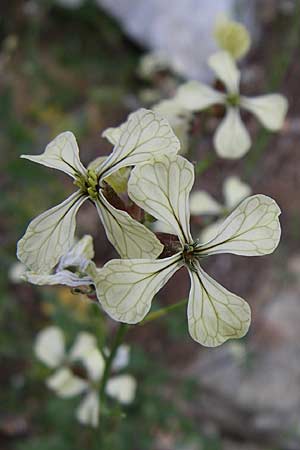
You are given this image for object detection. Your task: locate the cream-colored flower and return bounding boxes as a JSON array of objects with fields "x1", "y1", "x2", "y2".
[
  {"x1": 138, "y1": 51, "x2": 172, "y2": 80},
  {"x1": 35, "y1": 327, "x2": 136, "y2": 427},
  {"x1": 190, "y1": 176, "x2": 252, "y2": 242},
  {"x1": 88, "y1": 154, "x2": 281, "y2": 347},
  {"x1": 176, "y1": 51, "x2": 288, "y2": 159},
  {"x1": 214, "y1": 16, "x2": 251, "y2": 60},
  {"x1": 17, "y1": 109, "x2": 180, "y2": 273}
]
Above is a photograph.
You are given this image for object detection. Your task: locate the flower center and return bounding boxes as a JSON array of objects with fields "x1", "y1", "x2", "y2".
[
  {"x1": 183, "y1": 242, "x2": 198, "y2": 270},
  {"x1": 226, "y1": 93, "x2": 240, "y2": 107},
  {"x1": 74, "y1": 169, "x2": 99, "y2": 200}
]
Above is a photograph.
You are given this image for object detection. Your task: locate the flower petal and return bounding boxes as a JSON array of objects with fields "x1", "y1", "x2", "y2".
[
  {"x1": 112, "y1": 345, "x2": 130, "y2": 371},
  {"x1": 97, "y1": 109, "x2": 180, "y2": 179},
  {"x1": 21, "y1": 132, "x2": 86, "y2": 179},
  {"x1": 106, "y1": 375, "x2": 137, "y2": 404},
  {"x1": 76, "y1": 391, "x2": 99, "y2": 427},
  {"x1": 70, "y1": 332, "x2": 105, "y2": 382},
  {"x1": 190, "y1": 190, "x2": 222, "y2": 216},
  {"x1": 96, "y1": 191, "x2": 163, "y2": 259},
  {"x1": 223, "y1": 176, "x2": 252, "y2": 210},
  {"x1": 214, "y1": 108, "x2": 251, "y2": 159},
  {"x1": 200, "y1": 219, "x2": 224, "y2": 244},
  {"x1": 241, "y1": 94, "x2": 288, "y2": 131},
  {"x1": 128, "y1": 154, "x2": 194, "y2": 245},
  {"x1": 46, "y1": 368, "x2": 88, "y2": 398},
  {"x1": 176, "y1": 81, "x2": 225, "y2": 111},
  {"x1": 58, "y1": 235, "x2": 94, "y2": 272},
  {"x1": 102, "y1": 126, "x2": 122, "y2": 146},
  {"x1": 208, "y1": 51, "x2": 240, "y2": 93},
  {"x1": 88, "y1": 254, "x2": 183, "y2": 324},
  {"x1": 23, "y1": 269, "x2": 93, "y2": 287},
  {"x1": 17, "y1": 192, "x2": 86, "y2": 273},
  {"x1": 196, "y1": 194, "x2": 281, "y2": 256},
  {"x1": 34, "y1": 326, "x2": 65, "y2": 368},
  {"x1": 187, "y1": 262, "x2": 251, "y2": 347}
]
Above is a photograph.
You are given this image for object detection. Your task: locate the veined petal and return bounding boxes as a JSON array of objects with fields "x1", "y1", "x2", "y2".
[
  {"x1": 102, "y1": 126, "x2": 122, "y2": 146},
  {"x1": 21, "y1": 132, "x2": 86, "y2": 179},
  {"x1": 128, "y1": 154, "x2": 194, "y2": 245},
  {"x1": 23, "y1": 269, "x2": 93, "y2": 287},
  {"x1": 97, "y1": 109, "x2": 180, "y2": 179},
  {"x1": 34, "y1": 326, "x2": 65, "y2": 368},
  {"x1": 200, "y1": 219, "x2": 224, "y2": 244},
  {"x1": 190, "y1": 190, "x2": 222, "y2": 216},
  {"x1": 58, "y1": 235, "x2": 94, "y2": 272},
  {"x1": 70, "y1": 332, "x2": 105, "y2": 382},
  {"x1": 46, "y1": 368, "x2": 88, "y2": 398},
  {"x1": 187, "y1": 262, "x2": 251, "y2": 347},
  {"x1": 241, "y1": 94, "x2": 288, "y2": 131},
  {"x1": 17, "y1": 191, "x2": 86, "y2": 273},
  {"x1": 214, "y1": 108, "x2": 251, "y2": 159},
  {"x1": 88, "y1": 253, "x2": 183, "y2": 324},
  {"x1": 223, "y1": 176, "x2": 252, "y2": 210},
  {"x1": 208, "y1": 51, "x2": 240, "y2": 93},
  {"x1": 196, "y1": 195, "x2": 281, "y2": 256},
  {"x1": 76, "y1": 391, "x2": 99, "y2": 427},
  {"x1": 176, "y1": 81, "x2": 225, "y2": 111},
  {"x1": 95, "y1": 191, "x2": 163, "y2": 259},
  {"x1": 106, "y1": 375, "x2": 137, "y2": 404}
]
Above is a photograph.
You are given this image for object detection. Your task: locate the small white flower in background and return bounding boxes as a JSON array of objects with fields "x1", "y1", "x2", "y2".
[
  {"x1": 138, "y1": 51, "x2": 172, "y2": 80},
  {"x1": 214, "y1": 16, "x2": 251, "y2": 60},
  {"x1": 17, "y1": 109, "x2": 180, "y2": 274},
  {"x1": 176, "y1": 51, "x2": 288, "y2": 159},
  {"x1": 190, "y1": 176, "x2": 252, "y2": 243},
  {"x1": 153, "y1": 99, "x2": 192, "y2": 154},
  {"x1": 8, "y1": 262, "x2": 27, "y2": 284},
  {"x1": 22, "y1": 235, "x2": 95, "y2": 288},
  {"x1": 34, "y1": 327, "x2": 136, "y2": 427},
  {"x1": 87, "y1": 154, "x2": 281, "y2": 347}
]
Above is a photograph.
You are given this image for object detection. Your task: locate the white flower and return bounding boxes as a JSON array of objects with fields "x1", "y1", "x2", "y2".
[
  {"x1": 138, "y1": 51, "x2": 172, "y2": 80},
  {"x1": 17, "y1": 109, "x2": 180, "y2": 273},
  {"x1": 88, "y1": 154, "x2": 281, "y2": 347},
  {"x1": 214, "y1": 16, "x2": 251, "y2": 60},
  {"x1": 153, "y1": 99, "x2": 192, "y2": 154},
  {"x1": 23, "y1": 235, "x2": 95, "y2": 288},
  {"x1": 8, "y1": 262, "x2": 27, "y2": 284},
  {"x1": 176, "y1": 51, "x2": 288, "y2": 159},
  {"x1": 35, "y1": 327, "x2": 136, "y2": 427},
  {"x1": 190, "y1": 176, "x2": 252, "y2": 243}
]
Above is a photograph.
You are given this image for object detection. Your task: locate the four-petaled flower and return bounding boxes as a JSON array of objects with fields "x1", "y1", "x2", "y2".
[
  {"x1": 176, "y1": 51, "x2": 288, "y2": 158},
  {"x1": 35, "y1": 326, "x2": 136, "y2": 427},
  {"x1": 88, "y1": 154, "x2": 281, "y2": 347},
  {"x1": 17, "y1": 109, "x2": 180, "y2": 273}
]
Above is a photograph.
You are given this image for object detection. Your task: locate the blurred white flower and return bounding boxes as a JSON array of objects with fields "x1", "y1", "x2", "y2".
[
  {"x1": 153, "y1": 99, "x2": 192, "y2": 154},
  {"x1": 138, "y1": 51, "x2": 172, "y2": 80},
  {"x1": 190, "y1": 176, "x2": 251, "y2": 243},
  {"x1": 8, "y1": 262, "x2": 27, "y2": 284},
  {"x1": 176, "y1": 51, "x2": 288, "y2": 159},
  {"x1": 214, "y1": 15, "x2": 251, "y2": 60},
  {"x1": 35, "y1": 327, "x2": 136, "y2": 427}
]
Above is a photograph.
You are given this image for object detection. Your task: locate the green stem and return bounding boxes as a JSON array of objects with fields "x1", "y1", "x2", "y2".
[
  {"x1": 100, "y1": 323, "x2": 129, "y2": 402},
  {"x1": 140, "y1": 299, "x2": 187, "y2": 325}
]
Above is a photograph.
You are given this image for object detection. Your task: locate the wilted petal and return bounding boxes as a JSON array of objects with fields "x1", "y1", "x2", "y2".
[
  {"x1": 106, "y1": 375, "x2": 137, "y2": 404},
  {"x1": 190, "y1": 190, "x2": 222, "y2": 216},
  {"x1": 196, "y1": 195, "x2": 281, "y2": 256},
  {"x1": 96, "y1": 191, "x2": 163, "y2": 259},
  {"x1": 24, "y1": 269, "x2": 92, "y2": 287},
  {"x1": 46, "y1": 368, "x2": 88, "y2": 398},
  {"x1": 208, "y1": 51, "x2": 240, "y2": 93},
  {"x1": 58, "y1": 235, "x2": 94, "y2": 272},
  {"x1": 176, "y1": 81, "x2": 225, "y2": 111},
  {"x1": 34, "y1": 326, "x2": 65, "y2": 368},
  {"x1": 76, "y1": 391, "x2": 99, "y2": 427},
  {"x1": 70, "y1": 332, "x2": 105, "y2": 382},
  {"x1": 223, "y1": 176, "x2": 252, "y2": 210},
  {"x1": 17, "y1": 192, "x2": 86, "y2": 273},
  {"x1": 88, "y1": 253, "x2": 183, "y2": 324},
  {"x1": 21, "y1": 132, "x2": 86, "y2": 179},
  {"x1": 187, "y1": 262, "x2": 251, "y2": 347},
  {"x1": 129, "y1": 154, "x2": 194, "y2": 245},
  {"x1": 241, "y1": 94, "x2": 288, "y2": 130},
  {"x1": 214, "y1": 108, "x2": 251, "y2": 159},
  {"x1": 97, "y1": 109, "x2": 180, "y2": 179}
]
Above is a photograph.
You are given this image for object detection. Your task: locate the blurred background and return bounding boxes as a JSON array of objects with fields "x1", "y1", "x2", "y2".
[{"x1": 1, "y1": 1, "x2": 300, "y2": 449}]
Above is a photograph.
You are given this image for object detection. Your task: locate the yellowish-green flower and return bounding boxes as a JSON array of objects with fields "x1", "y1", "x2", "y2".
[
  {"x1": 88, "y1": 154, "x2": 281, "y2": 347},
  {"x1": 214, "y1": 16, "x2": 251, "y2": 60}
]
